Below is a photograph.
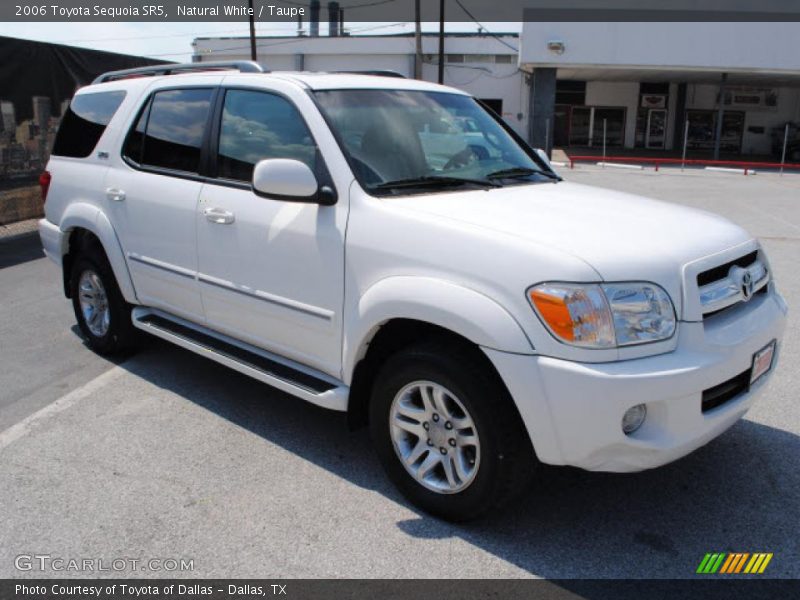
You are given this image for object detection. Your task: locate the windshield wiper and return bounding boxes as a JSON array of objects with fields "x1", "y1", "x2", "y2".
[
  {"x1": 486, "y1": 166, "x2": 561, "y2": 181},
  {"x1": 372, "y1": 175, "x2": 501, "y2": 191}
]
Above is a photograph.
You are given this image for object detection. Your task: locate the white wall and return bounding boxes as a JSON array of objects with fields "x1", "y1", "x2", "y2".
[
  {"x1": 304, "y1": 53, "x2": 412, "y2": 75},
  {"x1": 520, "y1": 23, "x2": 800, "y2": 74}
]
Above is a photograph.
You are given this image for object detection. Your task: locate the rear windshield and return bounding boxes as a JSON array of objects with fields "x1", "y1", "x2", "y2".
[{"x1": 51, "y1": 90, "x2": 126, "y2": 158}]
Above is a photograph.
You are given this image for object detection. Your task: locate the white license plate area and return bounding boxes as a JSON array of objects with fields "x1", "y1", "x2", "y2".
[{"x1": 751, "y1": 340, "x2": 776, "y2": 385}]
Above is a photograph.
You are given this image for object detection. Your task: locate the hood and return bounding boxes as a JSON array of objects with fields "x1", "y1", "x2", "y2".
[{"x1": 391, "y1": 181, "x2": 753, "y2": 314}]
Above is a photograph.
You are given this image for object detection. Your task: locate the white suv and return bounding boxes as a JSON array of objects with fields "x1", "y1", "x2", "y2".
[{"x1": 39, "y1": 62, "x2": 787, "y2": 521}]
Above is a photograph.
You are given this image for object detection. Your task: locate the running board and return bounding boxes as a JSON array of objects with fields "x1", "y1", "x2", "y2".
[{"x1": 131, "y1": 307, "x2": 348, "y2": 411}]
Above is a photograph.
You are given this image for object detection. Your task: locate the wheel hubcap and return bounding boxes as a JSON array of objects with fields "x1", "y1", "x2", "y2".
[
  {"x1": 389, "y1": 381, "x2": 480, "y2": 494},
  {"x1": 78, "y1": 270, "x2": 110, "y2": 337}
]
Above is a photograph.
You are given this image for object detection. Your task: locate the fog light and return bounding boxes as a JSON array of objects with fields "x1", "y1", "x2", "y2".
[{"x1": 622, "y1": 404, "x2": 647, "y2": 434}]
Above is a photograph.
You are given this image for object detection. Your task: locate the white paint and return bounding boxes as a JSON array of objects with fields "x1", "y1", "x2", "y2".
[
  {"x1": 705, "y1": 166, "x2": 750, "y2": 175},
  {"x1": 596, "y1": 162, "x2": 643, "y2": 170},
  {"x1": 252, "y1": 158, "x2": 318, "y2": 198},
  {"x1": 0, "y1": 367, "x2": 124, "y2": 451}
]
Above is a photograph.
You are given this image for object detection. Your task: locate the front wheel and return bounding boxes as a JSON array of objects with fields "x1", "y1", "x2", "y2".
[{"x1": 369, "y1": 341, "x2": 536, "y2": 521}]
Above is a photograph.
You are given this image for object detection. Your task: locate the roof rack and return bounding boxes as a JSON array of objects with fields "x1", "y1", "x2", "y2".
[
  {"x1": 92, "y1": 61, "x2": 265, "y2": 84},
  {"x1": 332, "y1": 70, "x2": 406, "y2": 78}
]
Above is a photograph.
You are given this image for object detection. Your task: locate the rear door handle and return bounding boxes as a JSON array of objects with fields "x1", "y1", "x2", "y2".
[
  {"x1": 106, "y1": 187, "x2": 125, "y2": 202},
  {"x1": 204, "y1": 207, "x2": 235, "y2": 225}
]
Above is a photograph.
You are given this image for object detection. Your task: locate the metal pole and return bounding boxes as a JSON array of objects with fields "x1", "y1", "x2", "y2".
[
  {"x1": 414, "y1": 0, "x2": 422, "y2": 79},
  {"x1": 682, "y1": 119, "x2": 689, "y2": 171},
  {"x1": 780, "y1": 123, "x2": 789, "y2": 176},
  {"x1": 545, "y1": 118, "x2": 550, "y2": 157},
  {"x1": 248, "y1": 0, "x2": 257, "y2": 61},
  {"x1": 602, "y1": 118, "x2": 607, "y2": 167},
  {"x1": 713, "y1": 72, "x2": 727, "y2": 161},
  {"x1": 438, "y1": 0, "x2": 445, "y2": 84}
]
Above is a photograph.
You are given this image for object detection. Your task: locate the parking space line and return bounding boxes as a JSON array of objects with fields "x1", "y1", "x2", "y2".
[{"x1": 0, "y1": 366, "x2": 125, "y2": 451}]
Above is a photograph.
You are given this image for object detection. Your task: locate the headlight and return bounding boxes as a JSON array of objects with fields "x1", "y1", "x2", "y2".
[{"x1": 528, "y1": 282, "x2": 676, "y2": 348}]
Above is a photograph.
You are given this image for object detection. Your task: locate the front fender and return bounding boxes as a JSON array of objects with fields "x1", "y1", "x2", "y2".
[
  {"x1": 343, "y1": 276, "x2": 534, "y2": 383},
  {"x1": 60, "y1": 203, "x2": 138, "y2": 303}
]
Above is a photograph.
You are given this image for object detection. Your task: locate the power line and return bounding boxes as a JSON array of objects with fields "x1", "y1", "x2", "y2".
[
  {"x1": 151, "y1": 21, "x2": 410, "y2": 58},
  {"x1": 452, "y1": 0, "x2": 518, "y2": 52},
  {"x1": 49, "y1": 27, "x2": 287, "y2": 44}
]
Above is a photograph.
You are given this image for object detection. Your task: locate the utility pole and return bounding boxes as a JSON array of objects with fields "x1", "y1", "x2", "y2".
[
  {"x1": 437, "y1": 0, "x2": 445, "y2": 84},
  {"x1": 414, "y1": 0, "x2": 422, "y2": 79},
  {"x1": 248, "y1": 0, "x2": 257, "y2": 61}
]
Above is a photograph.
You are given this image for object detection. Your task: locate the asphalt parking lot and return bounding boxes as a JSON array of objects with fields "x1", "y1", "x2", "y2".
[{"x1": 1, "y1": 166, "x2": 798, "y2": 579}]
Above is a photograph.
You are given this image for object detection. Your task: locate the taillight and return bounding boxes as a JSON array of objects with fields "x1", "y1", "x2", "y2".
[{"x1": 39, "y1": 170, "x2": 51, "y2": 202}]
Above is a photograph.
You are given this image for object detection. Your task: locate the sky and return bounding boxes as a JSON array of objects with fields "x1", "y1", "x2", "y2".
[{"x1": 0, "y1": 21, "x2": 522, "y2": 62}]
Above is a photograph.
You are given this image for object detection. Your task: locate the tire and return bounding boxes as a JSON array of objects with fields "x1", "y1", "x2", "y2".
[
  {"x1": 70, "y1": 250, "x2": 137, "y2": 356},
  {"x1": 369, "y1": 340, "x2": 536, "y2": 521}
]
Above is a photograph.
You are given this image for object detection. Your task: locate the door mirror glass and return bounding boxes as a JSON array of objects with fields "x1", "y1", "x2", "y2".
[{"x1": 252, "y1": 159, "x2": 319, "y2": 201}]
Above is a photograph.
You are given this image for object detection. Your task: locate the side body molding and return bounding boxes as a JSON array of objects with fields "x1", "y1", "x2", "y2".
[
  {"x1": 342, "y1": 276, "x2": 534, "y2": 383},
  {"x1": 59, "y1": 203, "x2": 138, "y2": 304}
]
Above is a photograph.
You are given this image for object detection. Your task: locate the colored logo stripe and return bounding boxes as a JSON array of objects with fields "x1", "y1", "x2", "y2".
[
  {"x1": 697, "y1": 553, "x2": 726, "y2": 574},
  {"x1": 697, "y1": 552, "x2": 773, "y2": 574}
]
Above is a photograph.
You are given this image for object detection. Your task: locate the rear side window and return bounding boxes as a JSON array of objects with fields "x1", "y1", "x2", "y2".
[
  {"x1": 51, "y1": 91, "x2": 126, "y2": 158},
  {"x1": 124, "y1": 88, "x2": 213, "y2": 174}
]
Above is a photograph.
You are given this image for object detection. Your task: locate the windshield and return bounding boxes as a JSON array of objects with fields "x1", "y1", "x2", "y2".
[{"x1": 313, "y1": 89, "x2": 556, "y2": 195}]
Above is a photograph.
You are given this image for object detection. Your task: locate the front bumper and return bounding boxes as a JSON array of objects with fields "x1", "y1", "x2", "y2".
[{"x1": 485, "y1": 285, "x2": 788, "y2": 472}]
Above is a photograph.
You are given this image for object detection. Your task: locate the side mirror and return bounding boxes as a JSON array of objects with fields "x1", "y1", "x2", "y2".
[{"x1": 252, "y1": 159, "x2": 334, "y2": 204}]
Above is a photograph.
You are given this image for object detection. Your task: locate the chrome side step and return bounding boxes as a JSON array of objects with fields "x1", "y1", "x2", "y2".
[{"x1": 131, "y1": 307, "x2": 348, "y2": 411}]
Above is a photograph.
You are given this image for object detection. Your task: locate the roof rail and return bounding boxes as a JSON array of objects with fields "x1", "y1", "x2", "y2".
[
  {"x1": 92, "y1": 61, "x2": 265, "y2": 84},
  {"x1": 332, "y1": 70, "x2": 407, "y2": 78}
]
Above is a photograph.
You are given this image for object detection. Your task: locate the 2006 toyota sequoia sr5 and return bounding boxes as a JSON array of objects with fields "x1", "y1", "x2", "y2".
[{"x1": 39, "y1": 62, "x2": 788, "y2": 521}]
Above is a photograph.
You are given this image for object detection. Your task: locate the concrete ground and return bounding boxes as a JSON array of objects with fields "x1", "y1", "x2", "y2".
[{"x1": 0, "y1": 168, "x2": 798, "y2": 579}]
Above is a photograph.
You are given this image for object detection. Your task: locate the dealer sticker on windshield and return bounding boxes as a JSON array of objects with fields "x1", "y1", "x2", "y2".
[{"x1": 751, "y1": 340, "x2": 776, "y2": 385}]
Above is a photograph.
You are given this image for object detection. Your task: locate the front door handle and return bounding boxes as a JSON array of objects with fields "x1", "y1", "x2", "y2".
[
  {"x1": 204, "y1": 207, "x2": 235, "y2": 225},
  {"x1": 106, "y1": 187, "x2": 125, "y2": 202}
]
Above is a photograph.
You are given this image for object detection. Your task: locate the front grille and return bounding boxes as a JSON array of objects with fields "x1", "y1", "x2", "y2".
[
  {"x1": 701, "y1": 369, "x2": 749, "y2": 413},
  {"x1": 697, "y1": 250, "x2": 758, "y2": 287},
  {"x1": 696, "y1": 250, "x2": 768, "y2": 318},
  {"x1": 703, "y1": 285, "x2": 768, "y2": 319}
]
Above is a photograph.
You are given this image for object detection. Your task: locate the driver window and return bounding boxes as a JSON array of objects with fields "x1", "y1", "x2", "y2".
[{"x1": 217, "y1": 89, "x2": 316, "y2": 182}]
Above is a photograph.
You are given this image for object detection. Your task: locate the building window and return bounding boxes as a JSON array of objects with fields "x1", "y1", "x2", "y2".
[
  {"x1": 555, "y1": 80, "x2": 586, "y2": 106},
  {"x1": 480, "y1": 98, "x2": 503, "y2": 115}
]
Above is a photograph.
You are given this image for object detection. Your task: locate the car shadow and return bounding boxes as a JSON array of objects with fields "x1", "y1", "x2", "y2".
[
  {"x1": 119, "y1": 339, "x2": 800, "y2": 579},
  {"x1": 0, "y1": 232, "x2": 44, "y2": 269}
]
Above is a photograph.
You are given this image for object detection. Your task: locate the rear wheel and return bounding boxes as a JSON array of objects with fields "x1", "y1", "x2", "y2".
[
  {"x1": 70, "y1": 251, "x2": 137, "y2": 356},
  {"x1": 370, "y1": 341, "x2": 536, "y2": 521}
]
